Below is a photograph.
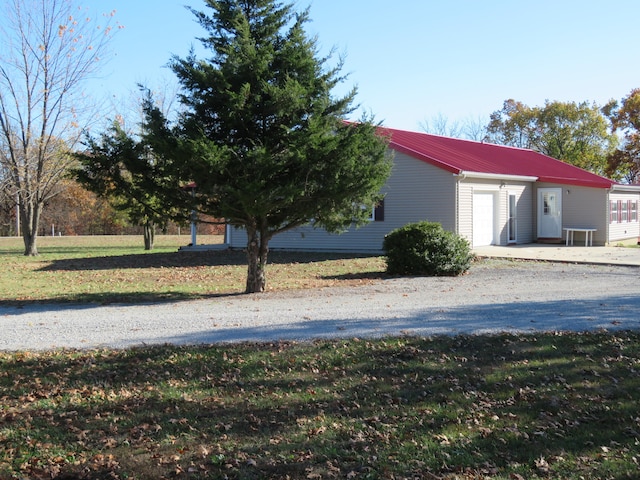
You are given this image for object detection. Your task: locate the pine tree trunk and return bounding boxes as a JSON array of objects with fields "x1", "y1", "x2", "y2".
[
  {"x1": 245, "y1": 226, "x2": 269, "y2": 293},
  {"x1": 143, "y1": 222, "x2": 155, "y2": 250}
]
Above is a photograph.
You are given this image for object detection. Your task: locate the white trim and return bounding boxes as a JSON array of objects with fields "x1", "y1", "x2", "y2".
[
  {"x1": 610, "y1": 184, "x2": 640, "y2": 192},
  {"x1": 456, "y1": 171, "x2": 538, "y2": 182}
]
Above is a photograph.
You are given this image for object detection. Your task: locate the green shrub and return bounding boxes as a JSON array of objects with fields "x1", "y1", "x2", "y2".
[{"x1": 383, "y1": 221, "x2": 473, "y2": 276}]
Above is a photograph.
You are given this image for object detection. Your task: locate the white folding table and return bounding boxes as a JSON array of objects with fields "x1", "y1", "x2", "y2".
[{"x1": 563, "y1": 227, "x2": 596, "y2": 246}]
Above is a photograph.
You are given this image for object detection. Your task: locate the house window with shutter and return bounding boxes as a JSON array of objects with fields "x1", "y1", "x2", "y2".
[
  {"x1": 362, "y1": 198, "x2": 385, "y2": 222},
  {"x1": 610, "y1": 201, "x2": 618, "y2": 223},
  {"x1": 611, "y1": 199, "x2": 639, "y2": 223},
  {"x1": 373, "y1": 198, "x2": 385, "y2": 222}
]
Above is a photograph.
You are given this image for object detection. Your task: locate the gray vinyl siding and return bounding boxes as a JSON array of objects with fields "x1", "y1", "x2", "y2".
[
  {"x1": 388, "y1": 152, "x2": 457, "y2": 230},
  {"x1": 608, "y1": 191, "x2": 640, "y2": 243},
  {"x1": 457, "y1": 182, "x2": 472, "y2": 242},
  {"x1": 513, "y1": 184, "x2": 534, "y2": 243},
  {"x1": 227, "y1": 150, "x2": 457, "y2": 252}
]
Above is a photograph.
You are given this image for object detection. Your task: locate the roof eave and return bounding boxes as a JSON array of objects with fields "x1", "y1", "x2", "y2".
[
  {"x1": 610, "y1": 183, "x2": 640, "y2": 192},
  {"x1": 456, "y1": 171, "x2": 539, "y2": 182},
  {"x1": 538, "y1": 176, "x2": 613, "y2": 189}
]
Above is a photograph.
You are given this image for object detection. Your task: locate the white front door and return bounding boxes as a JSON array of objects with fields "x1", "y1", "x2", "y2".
[
  {"x1": 537, "y1": 188, "x2": 562, "y2": 238},
  {"x1": 473, "y1": 192, "x2": 496, "y2": 246}
]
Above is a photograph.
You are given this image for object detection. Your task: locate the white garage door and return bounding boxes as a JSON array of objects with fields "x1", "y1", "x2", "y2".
[{"x1": 473, "y1": 193, "x2": 495, "y2": 246}]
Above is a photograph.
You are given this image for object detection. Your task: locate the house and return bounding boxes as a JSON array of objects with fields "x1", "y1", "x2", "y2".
[{"x1": 226, "y1": 126, "x2": 640, "y2": 251}]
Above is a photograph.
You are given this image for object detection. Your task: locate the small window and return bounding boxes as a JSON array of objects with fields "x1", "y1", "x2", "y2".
[
  {"x1": 621, "y1": 201, "x2": 628, "y2": 222},
  {"x1": 630, "y1": 201, "x2": 638, "y2": 222},
  {"x1": 508, "y1": 194, "x2": 517, "y2": 243},
  {"x1": 373, "y1": 198, "x2": 385, "y2": 222},
  {"x1": 610, "y1": 201, "x2": 618, "y2": 223},
  {"x1": 543, "y1": 193, "x2": 551, "y2": 215},
  {"x1": 362, "y1": 198, "x2": 385, "y2": 222}
]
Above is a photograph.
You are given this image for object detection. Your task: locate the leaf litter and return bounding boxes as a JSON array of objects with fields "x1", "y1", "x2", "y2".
[{"x1": 1, "y1": 332, "x2": 640, "y2": 478}]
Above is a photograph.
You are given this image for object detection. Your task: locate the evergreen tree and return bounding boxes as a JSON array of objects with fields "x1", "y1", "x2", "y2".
[
  {"x1": 144, "y1": 0, "x2": 391, "y2": 293},
  {"x1": 74, "y1": 119, "x2": 179, "y2": 250}
]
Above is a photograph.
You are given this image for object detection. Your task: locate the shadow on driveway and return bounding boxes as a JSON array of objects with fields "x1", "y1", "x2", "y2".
[{"x1": 155, "y1": 294, "x2": 640, "y2": 347}]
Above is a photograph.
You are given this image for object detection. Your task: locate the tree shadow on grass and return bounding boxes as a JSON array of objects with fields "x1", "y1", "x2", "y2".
[
  {"x1": 0, "y1": 290, "x2": 245, "y2": 309},
  {"x1": 38, "y1": 249, "x2": 247, "y2": 271},
  {"x1": 38, "y1": 249, "x2": 381, "y2": 272}
]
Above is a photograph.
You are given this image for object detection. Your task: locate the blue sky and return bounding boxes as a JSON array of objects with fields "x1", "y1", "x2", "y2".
[{"x1": 90, "y1": 0, "x2": 640, "y2": 132}]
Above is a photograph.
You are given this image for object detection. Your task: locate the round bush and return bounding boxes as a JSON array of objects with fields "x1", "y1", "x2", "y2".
[{"x1": 383, "y1": 221, "x2": 473, "y2": 276}]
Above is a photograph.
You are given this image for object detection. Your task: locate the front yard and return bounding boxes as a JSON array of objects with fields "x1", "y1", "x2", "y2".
[{"x1": 1, "y1": 334, "x2": 640, "y2": 479}]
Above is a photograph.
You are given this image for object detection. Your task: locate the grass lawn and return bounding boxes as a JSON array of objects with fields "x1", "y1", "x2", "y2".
[
  {"x1": 1, "y1": 335, "x2": 639, "y2": 479},
  {"x1": 1, "y1": 236, "x2": 639, "y2": 479},
  {"x1": 0, "y1": 235, "x2": 386, "y2": 304}
]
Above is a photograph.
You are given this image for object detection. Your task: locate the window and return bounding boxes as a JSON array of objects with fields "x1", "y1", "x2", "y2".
[
  {"x1": 373, "y1": 198, "x2": 385, "y2": 222},
  {"x1": 610, "y1": 201, "x2": 618, "y2": 223},
  {"x1": 611, "y1": 199, "x2": 639, "y2": 223},
  {"x1": 543, "y1": 192, "x2": 555, "y2": 215},
  {"x1": 363, "y1": 198, "x2": 385, "y2": 222},
  {"x1": 508, "y1": 194, "x2": 517, "y2": 243}
]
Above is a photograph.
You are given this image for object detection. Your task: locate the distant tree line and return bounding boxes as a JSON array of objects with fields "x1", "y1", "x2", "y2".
[{"x1": 0, "y1": 179, "x2": 223, "y2": 237}]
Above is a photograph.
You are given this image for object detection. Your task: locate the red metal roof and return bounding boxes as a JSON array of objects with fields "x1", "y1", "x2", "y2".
[{"x1": 379, "y1": 126, "x2": 615, "y2": 189}]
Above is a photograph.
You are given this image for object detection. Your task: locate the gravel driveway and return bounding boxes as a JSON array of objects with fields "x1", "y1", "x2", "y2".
[{"x1": 1, "y1": 259, "x2": 639, "y2": 351}]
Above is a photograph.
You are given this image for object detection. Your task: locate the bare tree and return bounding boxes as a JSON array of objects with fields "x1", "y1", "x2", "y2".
[
  {"x1": 0, "y1": 0, "x2": 119, "y2": 254},
  {"x1": 420, "y1": 113, "x2": 488, "y2": 141},
  {"x1": 420, "y1": 113, "x2": 462, "y2": 138},
  {"x1": 461, "y1": 115, "x2": 489, "y2": 142}
]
